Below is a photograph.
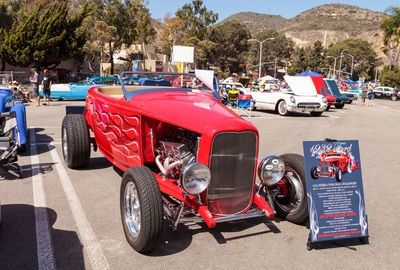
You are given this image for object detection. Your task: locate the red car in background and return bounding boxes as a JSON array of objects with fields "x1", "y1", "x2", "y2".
[
  {"x1": 309, "y1": 76, "x2": 336, "y2": 110},
  {"x1": 311, "y1": 150, "x2": 359, "y2": 182}
]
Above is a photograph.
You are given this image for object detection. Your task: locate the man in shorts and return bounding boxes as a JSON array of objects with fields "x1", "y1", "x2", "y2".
[
  {"x1": 41, "y1": 69, "x2": 52, "y2": 105},
  {"x1": 30, "y1": 68, "x2": 40, "y2": 106}
]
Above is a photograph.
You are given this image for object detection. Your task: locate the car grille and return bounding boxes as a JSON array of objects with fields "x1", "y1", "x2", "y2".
[
  {"x1": 297, "y1": 103, "x2": 321, "y2": 109},
  {"x1": 321, "y1": 161, "x2": 329, "y2": 174},
  {"x1": 207, "y1": 131, "x2": 257, "y2": 215}
]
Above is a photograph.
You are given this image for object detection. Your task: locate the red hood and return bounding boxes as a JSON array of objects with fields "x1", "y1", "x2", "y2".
[
  {"x1": 310, "y1": 76, "x2": 336, "y2": 102},
  {"x1": 130, "y1": 91, "x2": 255, "y2": 134}
]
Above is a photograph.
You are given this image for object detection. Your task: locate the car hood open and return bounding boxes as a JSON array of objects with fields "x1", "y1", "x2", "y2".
[{"x1": 284, "y1": 75, "x2": 318, "y2": 96}]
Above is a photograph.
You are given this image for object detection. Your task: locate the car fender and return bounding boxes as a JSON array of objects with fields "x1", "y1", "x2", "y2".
[{"x1": 10, "y1": 103, "x2": 27, "y2": 145}]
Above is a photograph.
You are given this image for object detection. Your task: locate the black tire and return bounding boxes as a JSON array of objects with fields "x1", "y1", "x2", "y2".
[
  {"x1": 273, "y1": 154, "x2": 308, "y2": 224},
  {"x1": 335, "y1": 168, "x2": 342, "y2": 182},
  {"x1": 311, "y1": 166, "x2": 319, "y2": 179},
  {"x1": 335, "y1": 103, "x2": 345, "y2": 109},
  {"x1": 310, "y1": 111, "x2": 323, "y2": 117},
  {"x1": 391, "y1": 94, "x2": 398, "y2": 101},
  {"x1": 61, "y1": 114, "x2": 90, "y2": 168},
  {"x1": 120, "y1": 166, "x2": 163, "y2": 253},
  {"x1": 349, "y1": 100, "x2": 353, "y2": 104},
  {"x1": 326, "y1": 105, "x2": 330, "y2": 111},
  {"x1": 277, "y1": 100, "x2": 289, "y2": 116}
]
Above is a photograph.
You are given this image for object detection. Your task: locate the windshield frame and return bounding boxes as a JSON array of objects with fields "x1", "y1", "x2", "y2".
[{"x1": 120, "y1": 71, "x2": 220, "y2": 102}]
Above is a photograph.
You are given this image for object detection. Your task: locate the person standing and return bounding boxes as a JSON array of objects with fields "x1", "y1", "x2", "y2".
[
  {"x1": 30, "y1": 68, "x2": 40, "y2": 106},
  {"x1": 366, "y1": 84, "x2": 374, "y2": 106},
  {"x1": 41, "y1": 69, "x2": 52, "y2": 105},
  {"x1": 360, "y1": 84, "x2": 367, "y2": 105}
]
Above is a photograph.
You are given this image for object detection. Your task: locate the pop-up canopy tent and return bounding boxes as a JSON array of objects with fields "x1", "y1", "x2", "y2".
[{"x1": 298, "y1": 71, "x2": 322, "y2": 77}]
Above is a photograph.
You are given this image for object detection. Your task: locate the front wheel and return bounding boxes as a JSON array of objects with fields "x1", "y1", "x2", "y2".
[
  {"x1": 120, "y1": 166, "x2": 163, "y2": 253},
  {"x1": 311, "y1": 166, "x2": 319, "y2": 179},
  {"x1": 335, "y1": 168, "x2": 342, "y2": 182},
  {"x1": 273, "y1": 154, "x2": 308, "y2": 224},
  {"x1": 326, "y1": 105, "x2": 330, "y2": 111},
  {"x1": 335, "y1": 103, "x2": 345, "y2": 109},
  {"x1": 61, "y1": 114, "x2": 90, "y2": 168},
  {"x1": 277, "y1": 100, "x2": 289, "y2": 116},
  {"x1": 349, "y1": 100, "x2": 353, "y2": 104},
  {"x1": 391, "y1": 94, "x2": 398, "y2": 101}
]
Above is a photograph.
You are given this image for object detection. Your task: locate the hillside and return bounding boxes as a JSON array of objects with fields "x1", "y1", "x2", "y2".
[
  {"x1": 223, "y1": 4, "x2": 386, "y2": 59},
  {"x1": 222, "y1": 12, "x2": 288, "y2": 33}
]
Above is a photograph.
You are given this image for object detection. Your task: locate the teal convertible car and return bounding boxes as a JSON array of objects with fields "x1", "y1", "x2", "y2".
[{"x1": 40, "y1": 76, "x2": 120, "y2": 100}]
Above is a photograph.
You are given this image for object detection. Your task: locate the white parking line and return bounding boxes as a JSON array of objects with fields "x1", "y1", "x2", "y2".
[
  {"x1": 48, "y1": 144, "x2": 110, "y2": 270},
  {"x1": 30, "y1": 129, "x2": 56, "y2": 270}
]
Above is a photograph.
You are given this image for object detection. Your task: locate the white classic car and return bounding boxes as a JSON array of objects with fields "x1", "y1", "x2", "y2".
[{"x1": 243, "y1": 75, "x2": 327, "y2": 116}]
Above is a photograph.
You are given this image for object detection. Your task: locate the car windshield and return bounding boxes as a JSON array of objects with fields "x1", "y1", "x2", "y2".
[
  {"x1": 327, "y1": 153, "x2": 341, "y2": 157},
  {"x1": 120, "y1": 71, "x2": 220, "y2": 101}
]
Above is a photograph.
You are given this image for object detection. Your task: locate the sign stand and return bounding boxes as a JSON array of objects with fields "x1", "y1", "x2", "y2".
[{"x1": 303, "y1": 138, "x2": 369, "y2": 250}]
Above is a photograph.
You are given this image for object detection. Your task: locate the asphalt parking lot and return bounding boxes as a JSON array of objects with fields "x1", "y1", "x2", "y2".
[{"x1": 0, "y1": 98, "x2": 399, "y2": 270}]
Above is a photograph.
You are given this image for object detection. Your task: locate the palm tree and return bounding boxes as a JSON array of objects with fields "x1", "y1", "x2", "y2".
[{"x1": 380, "y1": 7, "x2": 400, "y2": 71}]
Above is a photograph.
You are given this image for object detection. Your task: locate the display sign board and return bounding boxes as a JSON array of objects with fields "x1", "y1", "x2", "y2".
[
  {"x1": 172, "y1": 46, "x2": 194, "y2": 63},
  {"x1": 303, "y1": 140, "x2": 368, "y2": 243}
]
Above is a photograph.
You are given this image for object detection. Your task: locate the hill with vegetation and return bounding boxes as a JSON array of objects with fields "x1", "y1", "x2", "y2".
[{"x1": 223, "y1": 4, "x2": 385, "y2": 51}]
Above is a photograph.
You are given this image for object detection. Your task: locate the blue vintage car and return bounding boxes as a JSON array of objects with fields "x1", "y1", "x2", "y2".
[
  {"x1": 40, "y1": 76, "x2": 120, "y2": 100},
  {"x1": 0, "y1": 74, "x2": 28, "y2": 151},
  {"x1": 324, "y1": 79, "x2": 349, "y2": 108}
]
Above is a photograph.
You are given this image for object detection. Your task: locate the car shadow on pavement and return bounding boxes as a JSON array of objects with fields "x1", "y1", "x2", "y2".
[
  {"x1": 0, "y1": 162, "x2": 55, "y2": 181},
  {"x1": 0, "y1": 204, "x2": 85, "y2": 269},
  {"x1": 79, "y1": 157, "x2": 112, "y2": 171},
  {"x1": 148, "y1": 217, "x2": 282, "y2": 257}
]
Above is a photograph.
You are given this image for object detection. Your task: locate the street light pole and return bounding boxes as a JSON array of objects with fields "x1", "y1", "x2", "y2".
[
  {"x1": 343, "y1": 52, "x2": 354, "y2": 79},
  {"x1": 248, "y1": 38, "x2": 275, "y2": 78}
]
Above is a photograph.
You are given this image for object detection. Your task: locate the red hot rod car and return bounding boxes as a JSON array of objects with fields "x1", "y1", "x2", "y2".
[
  {"x1": 311, "y1": 150, "x2": 359, "y2": 182},
  {"x1": 61, "y1": 71, "x2": 308, "y2": 253}
]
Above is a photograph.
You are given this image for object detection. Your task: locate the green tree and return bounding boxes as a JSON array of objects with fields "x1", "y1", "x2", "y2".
[
  {"x1": 326, "y1": 38, "x2": 379, "y2": 80},
  {"x1": 380, "y1": 7, "x2": 400, "y2": 71},
  {"x1": 0, "y1": 0, "x2": 24, "y2": 70},
  {"x1": 158, "y1": 14, "x2": 186, "y2": 57},
  {"x1": 176, "y1": 0, "x2": 218, "y2": 42},
  {"x1": 248, "y1": 29, "x2": 295, "y2": 72},
  {"x1": 381, "y1": 69, "x2": 400, "y2": 87},
  {"x1": 294, "y1": 47, "x2": 308, "y2": 73},
  {"x1": 206, "y1": 20, "x2": 251, "y2": 73},
  {"x1": 89, "y1": 0, "x2": 155, "y2": 74},
  {"x1": 5, "y1": 1, "x2": 90, "y2": 68},
  {"x1": 307, "y1": 40, "x2": 325, "y2": 72}
]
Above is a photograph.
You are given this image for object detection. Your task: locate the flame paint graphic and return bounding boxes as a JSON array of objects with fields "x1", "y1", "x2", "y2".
[
  {"x1": 355, "y1": 189, "x2": 368, "y2": 236},
  {"x1": 92, "y1": 102, "x2": 141, "y2": 163},
  {"x1": 308, "y1": 192, "x2": 319, "y2": 242}
]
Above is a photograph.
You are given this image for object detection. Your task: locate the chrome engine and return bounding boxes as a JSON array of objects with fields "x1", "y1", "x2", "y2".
[{"x1": 155, "y1": 141, "x2": 195, "y2": 178}]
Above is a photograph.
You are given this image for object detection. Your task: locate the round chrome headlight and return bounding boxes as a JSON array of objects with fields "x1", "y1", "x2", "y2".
[
  {"x1": 321, "y1": 97, "x2": 327, "y2": 103},
  {"x1": 181, "y1": 163, "x2": 211, "y2": 195},
  {"x1": 258, "y1": 156, "x2": 286, "y2": 186},
  {"x1": 289, "y1": 96, "x2": 296, "y2": 104},
  {"x1": 328, "y1": 167, "x2": 334, "y2": 173}
]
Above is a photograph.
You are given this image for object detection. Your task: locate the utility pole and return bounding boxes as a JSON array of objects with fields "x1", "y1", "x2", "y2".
[{"x1": 248, "y1": 38, "x2": 275, "y2": 78}]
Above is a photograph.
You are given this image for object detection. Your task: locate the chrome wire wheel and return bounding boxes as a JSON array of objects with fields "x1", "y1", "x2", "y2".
[
  {"x1": 124, "y1": 181, "x2": 141, "y2": 238},
  {"x1": 275, "y1": 168, "x2": 304, "y2": 214},
  {"x1": 62, "y1": 127, "x2": 68, "y2": 159}
]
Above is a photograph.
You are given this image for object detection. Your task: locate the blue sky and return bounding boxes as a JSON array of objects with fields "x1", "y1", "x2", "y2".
[{"x1": 146, "y1": 0, "x2": 398, "y2": 21}]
